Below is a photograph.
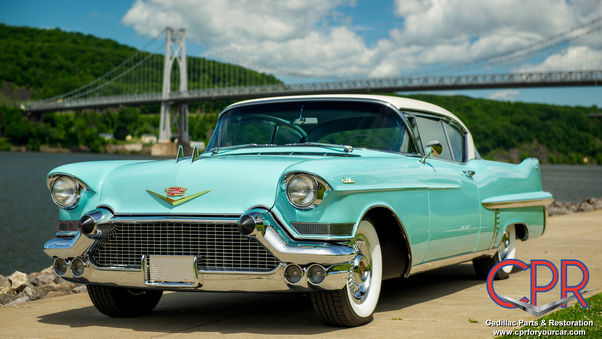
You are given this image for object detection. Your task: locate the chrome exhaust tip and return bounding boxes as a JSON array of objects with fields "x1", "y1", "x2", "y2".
[
  {"x1": 53, "y1": 258, "x2": 68, "y2": 276},
  {"x1": 307, "y1": 264, "x2": 326, "y2": 285},
  {"x1": 284, "y1": 264, "x2": 303, "y2": 285},
  {"x1": 70, "y1": 258, "x2": 86, "y2": 277}
]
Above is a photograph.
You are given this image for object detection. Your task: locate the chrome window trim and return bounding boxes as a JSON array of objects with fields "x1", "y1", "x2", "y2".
[
  {"x1": 408, "y1": 112, "x2": 468, "y2": 163},
  {"x1": 440, "y1": 119, "x2": 455, "y2": 161},
  {"x1": 443, "y1": 121, "x2": 467, "y2": 163}
]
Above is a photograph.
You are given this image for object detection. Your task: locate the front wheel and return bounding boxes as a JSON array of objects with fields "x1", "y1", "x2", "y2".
[
  {"x1": 473, "y1": 225, "x2": 516, "y2": 280},
  {"x1": 87, "y1": 285, "x2": 163, "y2": 317},
  {"x1": 311, "y1": 218, "x2": 382, "y2": 326}
]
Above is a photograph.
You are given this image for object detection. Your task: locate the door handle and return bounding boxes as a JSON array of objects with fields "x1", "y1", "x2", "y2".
[{"x1": 463, "y1": 170, "x2": 475, "y2": 178}]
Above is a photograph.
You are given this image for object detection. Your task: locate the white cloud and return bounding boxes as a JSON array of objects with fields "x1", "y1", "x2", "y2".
[
  {"x1": 121, "y1": 0, "x2": 602, "y2": 79},
  {"x1": 516, "y1": 46, "x2": 602, "y2": 72},
  {"x1": 122, "y1": 0, "x2": 356, "y2": 43},
  {"x1": 488, "y1": 90, "x2": 520, "y2": 102}
]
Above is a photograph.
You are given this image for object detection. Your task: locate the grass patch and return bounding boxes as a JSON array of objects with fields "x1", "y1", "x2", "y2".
[
  {"x1": 498, "y1": 292, "x2": 601, "y2": 338},
  {"x1": 469, "y1": 318, "x2": 478, "y2": 323}
]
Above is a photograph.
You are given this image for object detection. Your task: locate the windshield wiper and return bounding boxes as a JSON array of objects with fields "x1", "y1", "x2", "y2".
[
  {"x1": 285, "y1": 142, "x2": 353, "y2": 153},
  {"x1": 210, "y1": 144, "x2": 277, "y2": 155}
]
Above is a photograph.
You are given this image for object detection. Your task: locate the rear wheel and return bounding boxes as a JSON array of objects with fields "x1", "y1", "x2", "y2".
[
  {"x1": 87, "y1": 285, "x2": 163, "y2": 317},
  {"x1": 311, "y1": 218, "x2": 382, "y2": 326},
  {"x1": 473, "y1": 225, "x2": 516, "y2": 280}
]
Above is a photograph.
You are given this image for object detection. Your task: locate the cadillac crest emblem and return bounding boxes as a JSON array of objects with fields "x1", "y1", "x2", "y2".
[
  {"x1": 166, "y1": 186, "x2": 187, "y2": 196},
  {"x1": 146, "y1": 186, "x2": 211, "y2": 207}
]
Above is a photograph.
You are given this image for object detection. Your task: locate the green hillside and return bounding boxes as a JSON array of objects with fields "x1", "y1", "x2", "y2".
[
  {"x1": 0, "y1": 24, "x2": 600, "y2": 163},
  {"x1": 0, "y1": 24, "x2": 280, "y2": 102},
  {"x1": 403, "y1": 94, "x2": 602, "y2": 164}
]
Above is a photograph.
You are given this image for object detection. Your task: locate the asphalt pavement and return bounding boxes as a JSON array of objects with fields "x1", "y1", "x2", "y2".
[{"x1": 1, "y1": 210, "x2": 600, "y2": 338}]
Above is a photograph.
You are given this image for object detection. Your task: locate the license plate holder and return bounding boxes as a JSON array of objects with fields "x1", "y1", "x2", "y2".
[{"x1": 143, "y1": 255, "x2": 200, "y2": 287}]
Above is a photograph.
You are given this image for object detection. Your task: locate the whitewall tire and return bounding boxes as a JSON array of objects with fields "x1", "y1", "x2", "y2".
[{"x1": 311, "y1": 218, "x2": 382, "y2": 326}]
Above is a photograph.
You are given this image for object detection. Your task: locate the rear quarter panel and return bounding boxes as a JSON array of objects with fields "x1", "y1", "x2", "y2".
[{"x1": 469, "y1": 157, "x2": 549, "y2": 251}]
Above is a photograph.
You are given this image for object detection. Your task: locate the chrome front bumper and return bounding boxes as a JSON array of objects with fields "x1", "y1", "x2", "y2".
[{"x1": 44, "y1": 208, "x2": 357, "y2": 292}]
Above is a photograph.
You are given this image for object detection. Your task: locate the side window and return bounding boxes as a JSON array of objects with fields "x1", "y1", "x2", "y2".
[
  {"x1": 445, "y1": 122, "x2": 465, "y2": 162},
  {"x1": 415, "y1": 117, "x2": 452, "y2": 161},
  {"x1": 398, "y1": 128, "x2": 415, "y2": 154}
]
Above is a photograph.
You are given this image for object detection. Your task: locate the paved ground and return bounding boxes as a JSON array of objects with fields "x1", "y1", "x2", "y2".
[{"x1": 1, "y1": 210, "x2": 600, "y2": 338}]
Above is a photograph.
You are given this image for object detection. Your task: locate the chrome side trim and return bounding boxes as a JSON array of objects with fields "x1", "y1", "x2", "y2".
[
  {"x1": 482, "y1": 198, "x2": 554, "y2": 209},
  {"x1": 408, "y1": 249, "x2": 497, "y2": 276}
]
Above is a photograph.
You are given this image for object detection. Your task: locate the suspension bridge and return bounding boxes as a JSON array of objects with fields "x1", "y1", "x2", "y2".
[{"x1": 23, "y1": 18, "x2": 602, "y2": 143}]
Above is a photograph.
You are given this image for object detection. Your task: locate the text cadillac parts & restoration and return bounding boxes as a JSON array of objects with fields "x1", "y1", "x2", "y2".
[{"x1": 43, "y1": 95, "x2": 552, "y2": 326}]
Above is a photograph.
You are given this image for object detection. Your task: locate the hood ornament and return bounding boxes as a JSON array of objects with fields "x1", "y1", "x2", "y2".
[{"x1": 147, "y1": 187, "x2": 211, "y2": 206}]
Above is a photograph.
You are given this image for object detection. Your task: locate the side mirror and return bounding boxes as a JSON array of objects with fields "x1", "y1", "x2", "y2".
[{"x1": 421, "y1": 140, "x2": 443, "y2": 164}]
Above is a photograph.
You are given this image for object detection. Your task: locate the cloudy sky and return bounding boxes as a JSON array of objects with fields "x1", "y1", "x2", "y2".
[{"x1": 2, "y1": 0, "x2": 602, "y2": 106}]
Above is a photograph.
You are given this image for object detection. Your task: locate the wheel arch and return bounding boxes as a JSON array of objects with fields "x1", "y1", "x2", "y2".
[
  {"x1": 513, "y1": 223, "x2": 529, "y2": 241},
  {"x1": 362, "y1": 206, "x2": 412, "y2": 280}
]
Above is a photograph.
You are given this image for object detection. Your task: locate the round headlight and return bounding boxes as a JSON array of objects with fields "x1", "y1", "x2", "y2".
[
  {"x1": 286, "y1": 174, "x2": 317, "y2": 208},
  {"x1": 51, "y1": 176, "x2": 80, "y2": 209}
]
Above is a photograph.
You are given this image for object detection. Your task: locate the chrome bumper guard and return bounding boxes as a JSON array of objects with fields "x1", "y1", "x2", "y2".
[{"x1": 44, "y1": 208, "x2": 356, "y2": 292}]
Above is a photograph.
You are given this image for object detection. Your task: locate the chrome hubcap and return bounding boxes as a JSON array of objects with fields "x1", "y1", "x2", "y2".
[
  {"x1": 499, "y1": 230, "x2": 510, "y2": 260},
  {"x1": 499, "y1": 229, "x2": 511, "y2": 260},
  {"x1": 348, "y1": 235, "x2": 372, "y2": 304}
]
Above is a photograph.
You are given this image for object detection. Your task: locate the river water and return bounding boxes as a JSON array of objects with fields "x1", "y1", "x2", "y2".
[{"x1": 0, "y1": 152, "x2": 600, "y2": 276}]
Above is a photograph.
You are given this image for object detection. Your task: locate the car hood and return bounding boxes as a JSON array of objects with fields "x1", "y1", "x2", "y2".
[{"x1": 92, "y1": 155, "x2": 313, "y2": 215}]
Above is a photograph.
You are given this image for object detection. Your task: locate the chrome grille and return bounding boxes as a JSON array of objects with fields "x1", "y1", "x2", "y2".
[{"x1": 90, "y1": 221, "x2": 280, "y2": 272}]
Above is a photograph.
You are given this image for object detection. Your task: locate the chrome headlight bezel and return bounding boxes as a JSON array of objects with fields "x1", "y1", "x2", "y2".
[
  {"x1": 283, "y1": 172, "x2": 331, "y2": 209},
  {"x1": 48, "y1": 175, "x2": 87, "y2": 209}
]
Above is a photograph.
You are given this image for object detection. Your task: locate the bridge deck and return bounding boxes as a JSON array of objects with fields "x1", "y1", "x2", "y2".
[{"x1": 24, "y1": 70, "x2": 602, "y2": 113}]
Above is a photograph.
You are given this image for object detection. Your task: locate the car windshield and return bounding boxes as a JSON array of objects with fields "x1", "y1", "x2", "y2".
[{"x1": 207, "y1": 100, "x2": 416, "y2": 153}]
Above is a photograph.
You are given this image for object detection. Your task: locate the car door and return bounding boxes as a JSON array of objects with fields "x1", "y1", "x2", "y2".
[{"x1": 411, "y1": 115, "x2": 481, "y2": 262}]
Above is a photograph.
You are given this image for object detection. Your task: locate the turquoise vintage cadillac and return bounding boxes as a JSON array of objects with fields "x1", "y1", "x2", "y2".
[{"x1": 44, "y1": 95, "x2": 552, "y2": 326}]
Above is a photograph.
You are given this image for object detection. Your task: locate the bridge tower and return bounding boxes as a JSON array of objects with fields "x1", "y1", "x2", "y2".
[{"x1": 158, "y1": 27, "x2": 188, "y2": 143}]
